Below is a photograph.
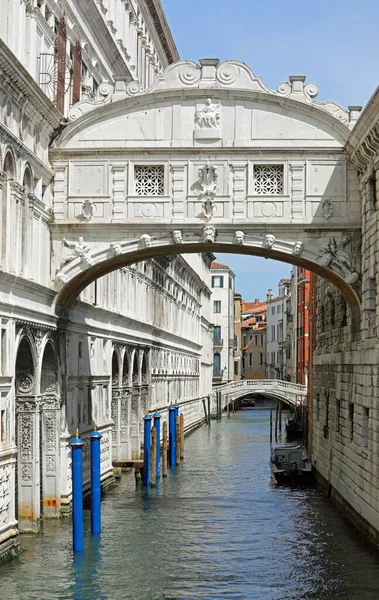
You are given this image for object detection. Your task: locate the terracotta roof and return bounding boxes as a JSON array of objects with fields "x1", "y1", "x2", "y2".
[
  {"x1": 242, "y1": 300, "x2": 267, "y2": 313},
  {"x1": 280, "y1": 278, "x2": 291, "y2": 284},
  {"x1": 211, "y1": 261, "x2": 230, "y2": 269}
]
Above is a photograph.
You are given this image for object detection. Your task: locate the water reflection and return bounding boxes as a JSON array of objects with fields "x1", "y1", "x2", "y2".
[{"x1": 1, "y1": 410, "x2": 379, "y2": 599}]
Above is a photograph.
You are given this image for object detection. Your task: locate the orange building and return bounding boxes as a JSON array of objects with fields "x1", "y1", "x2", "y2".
[
  {"x1": 296, "y1": 267, "x2": 311, "y2": 384},
  {"x1": 241, "y1": 299, "x2": 267, "y2": 379}
]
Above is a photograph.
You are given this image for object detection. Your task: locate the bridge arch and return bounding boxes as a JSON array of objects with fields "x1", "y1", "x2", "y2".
[{"x1": 49, "y1": 59, "x2": 362, "y2": 325}]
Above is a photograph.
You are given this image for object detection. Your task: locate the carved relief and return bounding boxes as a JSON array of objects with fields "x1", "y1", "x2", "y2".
[
  {"x1": 0, "y1": 466, "x2": 10, "y2": 524},
  {"x1": 172, "y1": 230, "x2": 183, "y2": 244},
  {"x1": 195, "y1": 99, "x2": 221, "y2": 129},
  {"x1": 263, "y1": 234, "x2": 276, "y2": 249},
  {"x1": 43, "y1": 411, "x2": 56, "y2": 453},
  {"x1": 197, "y1": 160, "x2": 218, "y2": 219},
  {"x1": 202, "y1": 225, "x2": 216, "y2": 243},
  {"x1": 318, "y1": 236, "x2": 360, "y2": 283},
  {"x1": 292, "y1": 241, "x2": 304, "y2": 256},
  {"x1": 77, "y1": 199, "x2": 96, "y2": 222},
  {"x1": 60, "y1": 237, "x2": 93, "y2": 268},
  {"x1": 140, "y1": 234, "x2": 152, "y2": 248},
  {"x1": 234, "y1": 231, "x2": 245, "y2": 245},
  {"x1": 20, "y1": 414, "x2": 33, "y2": 461},
  {"x1": 321, "y1": 197, "x2": 333, "y2": 220}
]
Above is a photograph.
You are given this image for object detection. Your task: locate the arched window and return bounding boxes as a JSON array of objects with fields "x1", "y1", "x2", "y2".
[
  {"x1": 213, "y1": 353, "x2": 221, "y2": 377},
  {"x1": 2, "y1": 151, "x2": 15, "y2": 267}
]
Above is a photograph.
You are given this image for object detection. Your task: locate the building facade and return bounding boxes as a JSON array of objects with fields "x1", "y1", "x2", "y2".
[
  {"x1": 211, "y1": 261, "x2": 235, "y2": 384},
  {"x1": 0, "y1": 0, "x2": 214, "y2": 558},
  {"x1": 241, "y1": 299, "x2": 267, "y2": 379},
  {"x1": 266, "y1": 280, "x2": 291, "y2": 380},
  {"x1": 233, "y1": 292, "x2": 242, "y2": 380}
]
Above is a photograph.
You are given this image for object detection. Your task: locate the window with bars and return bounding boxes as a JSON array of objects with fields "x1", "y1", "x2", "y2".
[
  {"x1": 254, "y1": 165, "x2": 284, "y2": 195},
  {"x1": 134, "y1": 166, "x2": 164, "y2": 196}
]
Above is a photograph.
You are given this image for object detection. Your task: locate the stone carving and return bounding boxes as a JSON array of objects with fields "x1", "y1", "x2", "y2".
[
  {"x1": 21, "y1": 464, "x2": 32, "y2": 482},
  {"x1": 110, "y1": 241, "x2": 123, "y2": 256},
  {"x1": 61, "y1": 237, "x2": 93, "y2": 268},
  {"x1": 318, "y1": 237, "x2": 359, "y2": 283},
  {"x1": 67, "y1": 81, "x2": 114, "y2": 121},
  {"x1": 234, "y1": 231, "x2": 245, "y2": 245},
  {"x1": 20, "y1": 414, "x2": 33, "y2": 461},
  {"x1": 35, "y1": 329, "x2": 44, "y2": 357},
  {"x1": 43, "y1": 411, "x2": 56, "y2": 453},
  {"x1": 78, "y1": 199, "x2": 96, "y2": 221},
  {"x1": 203, "y1": 225, "x2": 216, "y2": 244},
  {"x1": 263, "y1": 234, "x2": 276, "y2": 249},
  {"x1": 195, "y1": 99, "x2": 221, "y2": 129},
  {"x1": 16, "y1": 373, "x2": 34, "y2": 394},
  {"x1": 292, "y1": 241, "x2": 304, "y2": 256},
  {"x1": 198, "y1": 160, "x2": 218, "y2": 219},
  {"x1": 140, "y1": 234, "x2": 152, "y2": 248},
  {"x1": 45, "y1": 456, "x2": 55, "y2": 473},
  {"x1": 321, "y1": 197, "x2": 333, "y2": 220},
  {"x1": 172, "y1": 230, "x2": 183, "y2": 244},
  {"x1": 0, "y1": 466, "x2": 10, "y2": 524}
]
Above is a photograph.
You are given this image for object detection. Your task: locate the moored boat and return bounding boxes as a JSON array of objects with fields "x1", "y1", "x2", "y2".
[{"x1": 270, "y1": 445, "x2": 312, "y2": 484}]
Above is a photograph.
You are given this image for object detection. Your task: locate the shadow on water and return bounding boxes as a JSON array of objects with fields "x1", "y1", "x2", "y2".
[{"x1": 1, "y1": 409, "x2": 379, "y2": 599}]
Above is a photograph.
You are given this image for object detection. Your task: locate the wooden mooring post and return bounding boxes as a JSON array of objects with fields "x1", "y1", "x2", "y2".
[
  {"x1": 151, "y1": 426, "x2": 156, "y2": 488},
  {"x1": 270, "y1": 409, "x2": 273, "y2": 444},
  {"x1": 275, "y1": 401, "x2": 279, "y2": 442},
  {"x1": 180, "y1": 413, "x2": 184, "y2": 460},
  {"x1": 278, "y1": 402, "x2": 282, "y2": 435},
  {"x1": 162, "y1": 421, "x2": 168, "y2": 477}
]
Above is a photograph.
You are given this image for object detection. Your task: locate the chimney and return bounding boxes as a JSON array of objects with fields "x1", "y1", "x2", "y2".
[
  {"x1": 267, "y1": 289, "x2": 273, "y2": 301},
  {"x1": 255, "y1": 298, "x2": 259, "y2": 303}
]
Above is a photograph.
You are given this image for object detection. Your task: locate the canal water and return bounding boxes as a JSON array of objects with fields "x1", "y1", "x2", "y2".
[{"x1": 2, "y1": 409, "x2": 379, "y2": 599}]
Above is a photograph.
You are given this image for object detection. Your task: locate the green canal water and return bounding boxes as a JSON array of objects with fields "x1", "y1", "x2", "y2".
[{"x1": 2, "y1": 409, "x2": 379, "y2": 599}]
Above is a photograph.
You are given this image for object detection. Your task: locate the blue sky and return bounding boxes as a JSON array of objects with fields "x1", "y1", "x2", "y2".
[{"x1": 161, "y1": 0, "x2": 379, "y2": 301}]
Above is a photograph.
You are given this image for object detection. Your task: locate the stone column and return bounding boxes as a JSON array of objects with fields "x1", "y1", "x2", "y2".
[
  {"x1": 9, "y1": 182, "x2": 24, "y2": 274},
  {"x1": 119, "y1": 388, "x2": 131, "y2": 460},
  {"x1": 131, "y1": 388, "x2": 140, "y2": 458},
  {"x1": 0, "y1": 171, "x2": 6, "y2": 268},
  {"x1": 40, "y1": 395, "x2": 61, "y2": 517},
  {"x1": 111, "y1": 388, "x2": 121, "y2": 459},
  {"x1": 16, "y1": 396, "x2": 40, "y2": 532}
]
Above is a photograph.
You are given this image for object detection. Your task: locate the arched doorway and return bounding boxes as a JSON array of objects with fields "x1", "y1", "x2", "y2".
[
  {"x1": 39, "y1": 340, "x2": 61, "y2": 518},
  {"x1": 15, "y1": 335, "x2": 38, "y2": 531}
]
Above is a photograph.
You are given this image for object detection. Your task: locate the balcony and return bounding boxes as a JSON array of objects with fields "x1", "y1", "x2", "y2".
[{"x1": 213, "y1": 338, "x2": 223, "y2": 348}]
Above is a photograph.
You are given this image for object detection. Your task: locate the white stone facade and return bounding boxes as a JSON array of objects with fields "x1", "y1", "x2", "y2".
[
  {"x1": 0, "y1": 0, "x2": 214, "y2": 558},
  {"x1": 210, "y1": 262, "x2": 235, "y2": 384},
  {"x1": 266, "y1": 280, "x2": 291, "y2": 380}
]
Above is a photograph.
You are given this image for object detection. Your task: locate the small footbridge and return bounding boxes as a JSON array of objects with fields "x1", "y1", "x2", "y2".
[{"x1": 214, "y1": 379, "x2": 308, "y2": 409}]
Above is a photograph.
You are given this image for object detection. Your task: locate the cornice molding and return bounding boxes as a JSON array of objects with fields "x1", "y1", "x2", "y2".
[
  {"x1": 0, "y1": 123, "x2": 55, "y2": 179},
  {"x1": 0, "y1": 40, "x2": 62, "y2": 130},
  {"x1": 144, "y1": 0, "x2": 180, "y2": 65}
]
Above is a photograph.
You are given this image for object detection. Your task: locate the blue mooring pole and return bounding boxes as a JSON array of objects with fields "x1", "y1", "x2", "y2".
[
  {"x1": 70, "y1": 429, "x2": 84, "y2": 552},
  {"x1": 168, "y1": 405, "x2": 176, "y2": 467},
  {"x1": 153, "y1": 413, "x2": 161, "y2": 478},
  {"x1": 143, "y1": 415, "x2": 152, "y2": 486},
  {"x1": 90, "y1": 427, "x2": 102, "y2": 535}
]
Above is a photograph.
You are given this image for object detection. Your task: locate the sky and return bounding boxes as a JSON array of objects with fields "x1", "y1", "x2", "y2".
[{"x1": 160, "y1": 0, "x2": 379, "y2": 301}]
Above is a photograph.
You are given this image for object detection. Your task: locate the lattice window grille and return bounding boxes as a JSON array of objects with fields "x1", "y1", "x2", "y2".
[
  {"x1": 134, "y1": 166, "x2": 164, "y2": 196},
  {"x1": 254, "y1": 165, "x2": 284, "y2": 195}
]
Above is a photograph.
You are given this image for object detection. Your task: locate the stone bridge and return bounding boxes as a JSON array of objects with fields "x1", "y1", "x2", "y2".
[
  {"x1": 214, "y1": 379, "x2": 308, "y2": 408},
  {"x1": 49, "y1": 58, "x2": 362, "y2": 323}
]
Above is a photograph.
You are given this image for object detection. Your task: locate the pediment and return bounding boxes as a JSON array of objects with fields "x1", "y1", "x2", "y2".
[{"x1": 58, "y1": 94, "x2": 347, "y2": 150}]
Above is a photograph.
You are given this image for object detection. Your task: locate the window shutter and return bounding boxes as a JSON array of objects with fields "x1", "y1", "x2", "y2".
[
  {"x1": 72, "y1": 41, "x2": 82, "y2": 105},
  {"x1": 220, "y1": 276, "x2": 224, "y2": 288},
  {"x1": 56, "y1": 17, "x2": 67, "y2": 113},
  {"x1": 211, "y1": 276, "x2": 215, "y2": 287}
]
